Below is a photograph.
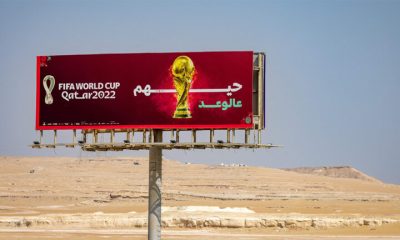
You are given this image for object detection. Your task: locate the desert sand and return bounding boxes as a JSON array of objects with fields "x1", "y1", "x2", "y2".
[{"x1": 0, "y1": 156, "x2": 399, "y2": 239}]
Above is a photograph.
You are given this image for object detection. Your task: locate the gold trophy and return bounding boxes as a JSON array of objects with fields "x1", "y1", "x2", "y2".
[{"x1": 172, "y1": 56, "x2": 195, "y2": 118}]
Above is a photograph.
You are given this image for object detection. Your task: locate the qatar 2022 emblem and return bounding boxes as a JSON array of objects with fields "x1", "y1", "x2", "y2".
[
  {"x1": 43, "y1": 75, "x2": 55, "y2": 105},
  {"x1": 171, "y1": 56, "x2": 195, "y2": 119}
]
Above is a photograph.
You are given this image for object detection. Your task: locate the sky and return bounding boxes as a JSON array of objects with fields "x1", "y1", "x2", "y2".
[{"x1": 0, "y1": 0, "x2": 399, "y2": 183}]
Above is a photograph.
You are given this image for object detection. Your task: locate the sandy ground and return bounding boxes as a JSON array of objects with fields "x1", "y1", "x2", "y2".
[{"x1": 0, "y1": 156, "x2": 400, "y2": 239}]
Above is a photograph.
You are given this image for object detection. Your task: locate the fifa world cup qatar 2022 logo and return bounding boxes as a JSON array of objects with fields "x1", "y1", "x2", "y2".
[
  {"x1": 171, "y1": 56, "x2": 195, "y2": 119},
  {"x1": 43, "y1": 75, "x2": 55, "y2": 105}
]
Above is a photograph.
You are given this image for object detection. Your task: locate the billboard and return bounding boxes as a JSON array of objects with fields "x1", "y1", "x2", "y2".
[{"x1": 36, "y1": 51, "x2": 254, "y2": 130}]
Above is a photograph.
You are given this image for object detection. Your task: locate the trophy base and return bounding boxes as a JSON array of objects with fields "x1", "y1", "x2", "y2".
[{"x1": 173, "y1": 107, "x2": 192, "y2": 119}]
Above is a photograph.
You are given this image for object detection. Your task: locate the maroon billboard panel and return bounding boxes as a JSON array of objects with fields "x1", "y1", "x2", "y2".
[{"x1": 36, "y1": 51, "x2": 254, "y2": 130}]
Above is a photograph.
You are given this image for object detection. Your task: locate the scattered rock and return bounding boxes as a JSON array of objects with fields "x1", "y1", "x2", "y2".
[
  {"x1": 220, "y1": 218, "x2": 245, "y2": 228},
  {"x1": 0, "y1": 214, "x2": 398, "y2": 230},
  {"x1": 109, "y1": 194, "x2": 121, "y2": 199},
  {"x1": 245, "y1": 218, "x2": 262, "y2": 228}
]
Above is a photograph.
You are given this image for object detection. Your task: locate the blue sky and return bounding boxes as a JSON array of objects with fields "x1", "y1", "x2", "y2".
[{"x1": 0, "y1": 0, "x2": 399, "y2": 183}]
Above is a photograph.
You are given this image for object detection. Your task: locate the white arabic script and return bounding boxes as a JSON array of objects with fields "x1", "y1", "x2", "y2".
[{"x1": 133, "y1": 83, "x2": 242, "y2": 97}]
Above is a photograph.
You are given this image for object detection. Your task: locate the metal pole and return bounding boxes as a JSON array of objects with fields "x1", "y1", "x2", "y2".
[
  {"x1": 148, "y1": 130, "x2": 162, "y2": 240},
  {"x1": 143, "y1": 129, "x2": 147, "y2": 143},
  {"x1": 192, "y1": 130, "x2": 197, "y2": 143},
  {"x1": 149, "y1": 129, "x2": 154, "y2": 143},
  {"x1": 126, "y1": 130, "x2": 130, "y2": 143},
  {"x1": 170, "y1": 129, "x2": 175, "y2": 141},
  {"x1": 72, "y1": 130, "x2": 76, "y2": 144},
  {"x1": 258, "y1": 53, "x2": 264, "y2": 131},
  {"x1": 110, "y1": 130, "x2": 114, "y2": 143}
]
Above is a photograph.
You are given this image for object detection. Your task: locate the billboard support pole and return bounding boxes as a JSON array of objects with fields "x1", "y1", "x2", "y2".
[{"x1": 148, "y1": 130, "x2": 163, "y2": 240}]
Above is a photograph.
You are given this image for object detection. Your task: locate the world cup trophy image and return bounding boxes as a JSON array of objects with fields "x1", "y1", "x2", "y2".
[{"x1": 172, "y1": 56, "x2": 195, "y2": 118}]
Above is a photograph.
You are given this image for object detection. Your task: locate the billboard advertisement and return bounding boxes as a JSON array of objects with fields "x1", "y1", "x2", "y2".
[{"x1": 36, "y1": 51, "x2": 254, "y2": 130}]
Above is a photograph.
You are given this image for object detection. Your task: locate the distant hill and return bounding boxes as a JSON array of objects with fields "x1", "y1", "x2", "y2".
[{"x1": 283, "y1": 166, "x2": 382, "y2": 183}]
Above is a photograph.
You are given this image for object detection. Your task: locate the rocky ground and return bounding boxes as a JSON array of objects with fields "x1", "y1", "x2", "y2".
[{"x1": 0, "y1": 156, "x2": 399, "y2": 239}]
